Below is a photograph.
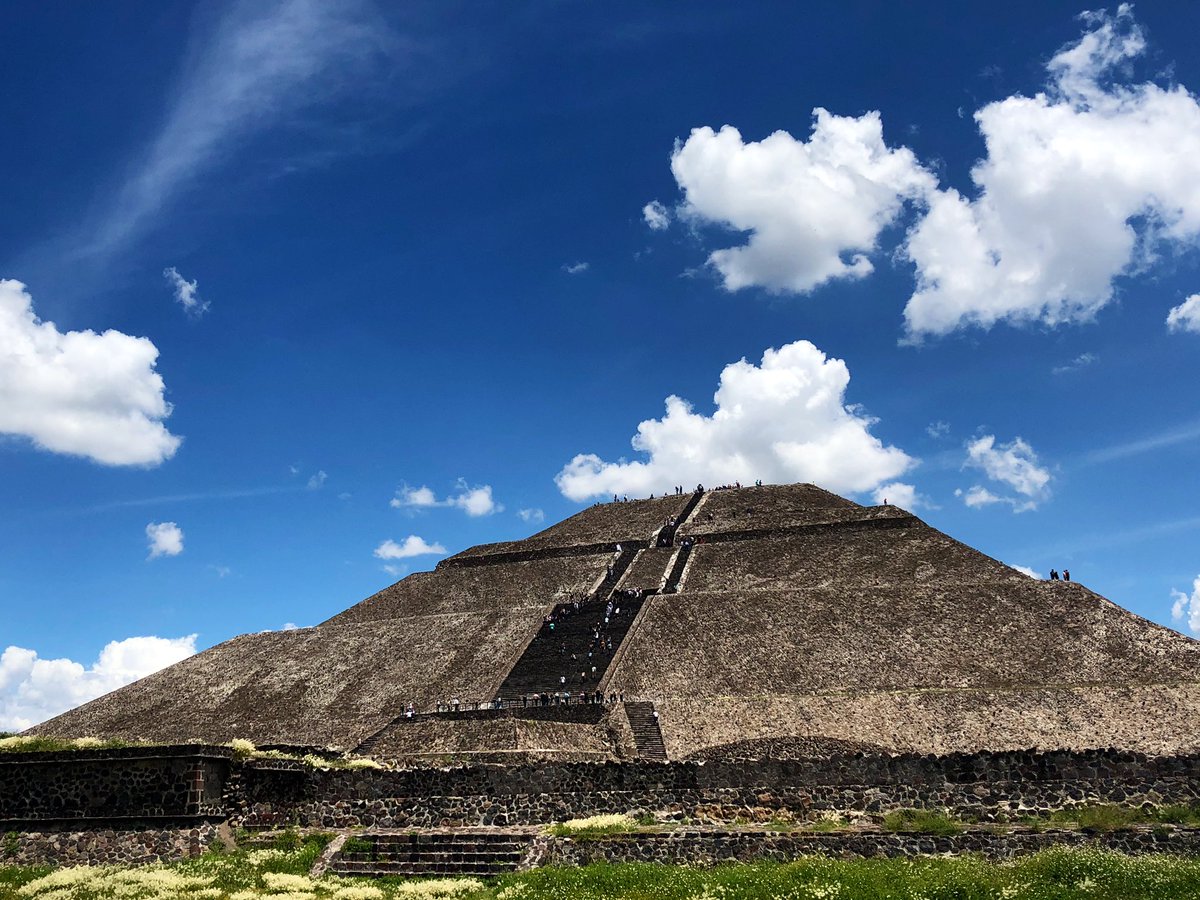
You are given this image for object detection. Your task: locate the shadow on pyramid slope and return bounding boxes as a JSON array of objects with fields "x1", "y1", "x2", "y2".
[{"x1": 28, "y1": 483, "x2": 1200, "y2": 759}]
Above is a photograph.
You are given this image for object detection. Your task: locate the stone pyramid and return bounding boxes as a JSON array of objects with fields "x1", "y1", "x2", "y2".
[{"x1": 31, "y1": 484, "x2": 1200, "y2": 761}]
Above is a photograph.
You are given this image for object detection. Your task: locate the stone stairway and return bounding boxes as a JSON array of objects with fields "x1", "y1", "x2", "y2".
[
  {"x1": 497, "y1": 591, "x2": 648, "y2": 699},
  {"x1": 662, "y1": 543, "x2": 691, "y2": 594},
  {"x1": 654, "y1": 489, "x2": 705, "y2": 547},
  {"x1": 354, "y1": 719, "x2": 399, "y2": 758},
  {"x1": 495, "y1": 547, "x2": 642, "y2": 699},
  {"x1": 625, "y1": 701, "x2": 667, "y2": 760},
  {"x1": 328, "y1": 830, "x2": 534, "y2": 877}
]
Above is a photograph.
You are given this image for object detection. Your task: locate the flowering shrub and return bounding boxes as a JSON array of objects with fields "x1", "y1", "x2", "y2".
[{"x1": 548, "y1": 814, "x2": 636, "y2": 837}]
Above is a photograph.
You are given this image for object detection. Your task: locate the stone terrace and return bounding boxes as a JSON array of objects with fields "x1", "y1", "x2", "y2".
[
  {"x1": 611, "y1": 580, "x2": 1200, "y2": 699},
  {"x1": 681, "y1": 482, "x2": 860, "y2": 536},
  {"x1": 32, "y1": 609, "x2": 551, "y2": 748},
  {"x1": 683, "y1": 518, "x2": 1029, "y2": 592},
  {"x1": 323, "y1": 552, "x2": 609, "y2": 626},
  {"x1": 445, "y1": 494, "x2": 690, "y2": 559}
]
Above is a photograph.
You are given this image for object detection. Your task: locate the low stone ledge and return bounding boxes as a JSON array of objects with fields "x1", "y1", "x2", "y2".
[
  {"x1": 545, "y1": 825, "x2": 1200, "y2": 864},
  {"x1": 2, "y1": 823, "x2": 223, "y2": 868},
  {"x1": 0, "y1": 744, "x2": 233, "y2": 765}
]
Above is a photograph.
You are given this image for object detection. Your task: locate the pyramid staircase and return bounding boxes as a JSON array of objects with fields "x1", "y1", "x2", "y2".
[
  {"x1": 498, "y1": 600, "x2": 645, "y2": 698},
  {"x1": 624, "y1": 701, "x2": 667, "y2": 760},
  {"x1": 662, "y1": 543, "x2": 691, "y2": 594},
  {"x1": 328, "y1": 830, "x2": 534, "y2": 877}
]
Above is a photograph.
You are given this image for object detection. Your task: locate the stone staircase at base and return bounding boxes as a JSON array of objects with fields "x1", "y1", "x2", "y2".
[
  {"x1": 625, "y1": 701, "x2": 667, "y2": 761},
  {"x1": 328, "y1": 830, "x2": 534, "y2": 877}
]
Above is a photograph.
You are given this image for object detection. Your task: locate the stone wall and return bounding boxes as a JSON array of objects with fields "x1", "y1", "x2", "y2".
[
  {"x1": 234, "y1": 748, "x2": 1200, "y2": 829},
  {"x1": 546, "y1": 826, "x2": 1200, "y2": 865},
  {"x1": 2, "y1": 824, "x2": 222, "y2": 867},
  {"x1": 0, "y1": 746, "x2": 230, "y2": 824},
  {"x1": 5, "y1": 744, "x2": 1200, "y2": 859}
]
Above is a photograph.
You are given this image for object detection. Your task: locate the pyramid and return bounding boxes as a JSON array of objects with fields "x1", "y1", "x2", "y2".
[{"x1": 31, "y1": 484, "x2": 1200, "y2": 761}]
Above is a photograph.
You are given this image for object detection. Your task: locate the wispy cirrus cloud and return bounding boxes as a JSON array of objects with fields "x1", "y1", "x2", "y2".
[
  {"x1": 1082, "y1": 419, "x2": 1200, "y2": 466},
  {"x1": 67, "y1": 0, "x2": 396, "y2": 265}
]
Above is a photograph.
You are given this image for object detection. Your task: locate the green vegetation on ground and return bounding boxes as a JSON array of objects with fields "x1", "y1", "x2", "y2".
[
  {"x1": 546, "y1": 814, "x2": 638, "y2": 837},
  {"x1": 0, "y1": 736, "x2": 135, "y2": 754},
  {"x1": 7, "y1": 842, "x2": 1200, "y2": 899},
  {"x1": 881, "y1": 808, "x2": 963, "y2": 835}
]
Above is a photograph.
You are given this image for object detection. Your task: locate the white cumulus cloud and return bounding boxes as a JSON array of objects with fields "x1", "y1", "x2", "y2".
[
  {"x1": 146, "y1": 521, "x2": 184, "y2": 559},
  {"x1": 306, "y1": 469, "x2": 327, "y2": 490},
  {"x1": 562, "y1": 261, "x2": 589, "y2": 275},
  {"x1": 642, "y1": 200, "x2": 671, "y2": 230},
  {"x1": 0, "y1": 280, "x2": 181, "y2": 466},
  {"x1": 903, "y1": 7, "x2": 1200, "y2": 337},
  {"x1": 665, "y1": 111, "x2": 935, "y2": 294},
  {"x1": 1172, "y1": 575, "x2": 1200, "y2": 635},
  {"x1": 373, "y1": 535, "x2": 447, "y2": 559},
  {"x1": 451, "y1": 482, "x2": 500, "y2": 516},
  {"x1": 957, "y1": 485, "x2": 1005, "y2": 508},
  {"x1": 1167, "y1": 294, "x2": 1200, "y2": 333},
  {"x1": 518, "y1": 508, "x2": 545, "y2": 524},
  {"x1": 0, "y1": 635, "x2": 197, "y2": 731},
  {"x1": 163, "y1": 267, "x2": 208, "y2": 317},
  {"x1": 871, "y1": 482, "x2": 921, "y2": 509},
  {"x1": 960, "y1": 435, "x2": 1051, "y2": 512},
  {"x1": 1010, "y1": 564, "x2": 1040, "y2": 579},
  {"x1": 555, "y1": 340, "x2": 913, "y2": 501},
  {"x1": 390, "y1": 480, "x2": 501, "y2": 517}
]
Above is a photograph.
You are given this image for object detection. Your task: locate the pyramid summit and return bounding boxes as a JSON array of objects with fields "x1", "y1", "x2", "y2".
[{"x1": 31, "y1": 483, "x2": 1200, "y2": 762}]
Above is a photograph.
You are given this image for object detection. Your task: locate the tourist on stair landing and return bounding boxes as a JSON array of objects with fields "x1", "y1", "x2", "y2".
[
  {"x1": 1050, "y1": 569, "x2": 1059, "y2": 580},
  {"x1": 1064, "y1": 569, "x2": 1071, "y2": 581}
]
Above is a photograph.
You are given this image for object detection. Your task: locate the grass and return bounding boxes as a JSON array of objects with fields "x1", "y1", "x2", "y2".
[
  {"x1": 7, "y1": 846, "x2": 1200, "y2": 899},
  {"x1": 547, "y1": 814, "x2": 638, "y2": 837},
  {"x1": 495, "y1": 852, "x2": 1200, "y2": 899},
  {"x1": 0, "y1": 736, "x2": 137, "y2": 754},
  {"x1": 1042, "y1": 803, "x2": 1200, "y2": 832},
  {"x1": 881, "y1": 808, "x2": 964, "y2": 836}
]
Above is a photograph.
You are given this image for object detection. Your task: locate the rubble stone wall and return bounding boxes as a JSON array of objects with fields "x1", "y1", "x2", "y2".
[
  {"x1": 2, "y1": 824, "x2": 222, "y2": 868},
  {"x1": 235, "y1": 748, "x2": 1200, "y2": 828},
  {"x1": 0, "y1": 747, "x2": 230, "y2": 823},
  {"x1": 546, "y1": 827, "x2": 1200, "y2": 865}
]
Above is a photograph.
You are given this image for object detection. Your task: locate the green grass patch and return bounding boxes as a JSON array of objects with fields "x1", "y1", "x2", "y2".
[
  {"x1": 0, "y1": 735, "x2": 136, "y2": 754},
  {"x1": 494, "y1": 852, "x2": 1200, "y2": 900},
  {"x1": 6, "y1": 842, "x2": 1200, "y2": 899},
  {"x1": 881, "y1": 807, "x2": 963, "y2": 835},
  {"x1": 1051, "y1": 804, "x2": 1145, "y2": 832},
  {"x1": 547, "y1": 814, "x2": 638, "y2": 837}
]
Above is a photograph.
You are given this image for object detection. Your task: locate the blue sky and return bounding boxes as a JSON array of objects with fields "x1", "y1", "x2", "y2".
[{"x1": 3, "y1": 1, "x2": 1200, "y2": 730}]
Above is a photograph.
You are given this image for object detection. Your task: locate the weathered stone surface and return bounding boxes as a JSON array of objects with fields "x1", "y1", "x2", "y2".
[
  {"x1": 25, "y1": 482, "x2": 1200, "y2": 758},
  {"x1": 3, "y1": 824, "x2": 221, "y2": 867},
  {"x1": 545, "y1": 827, "x2": 1200, "y2": 864},
  {"x1": 0, "y1": 746, "x2": 230, "y2": 822}
]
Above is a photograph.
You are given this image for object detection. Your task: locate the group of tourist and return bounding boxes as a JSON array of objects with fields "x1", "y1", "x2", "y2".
[
  {"x1": 1048, "y1": 569, "x2": 1072, "y2": 581},
  {"x1": 597, "y1": 479, "x2": 777, "y2": 506},
  {"x1": 520, "y1": 690, "x2": 626, "y2": 707}
]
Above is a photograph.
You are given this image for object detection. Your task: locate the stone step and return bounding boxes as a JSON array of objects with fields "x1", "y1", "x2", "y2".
[
  {"x1": 368, "y1": 831, "x2": 525, "y2": 844},
  {"x1": 330, "y1": 830, "x2": 536, "y2": 879},
  {"x1": 625, "y1": 700, "x2": 668, "y2": 760},
  {"x1": 497, "y1": 546, "x2": 646, "y2": 698},
  {"x1": 330, "y1": 859, "x2": 521, "y2": 876},
  {"x1": 341, "y1": 844, "x2": 527, "y2": 856},
  {"x1": 340, "y1": 852, "x2": 525, "y2": 865}
]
